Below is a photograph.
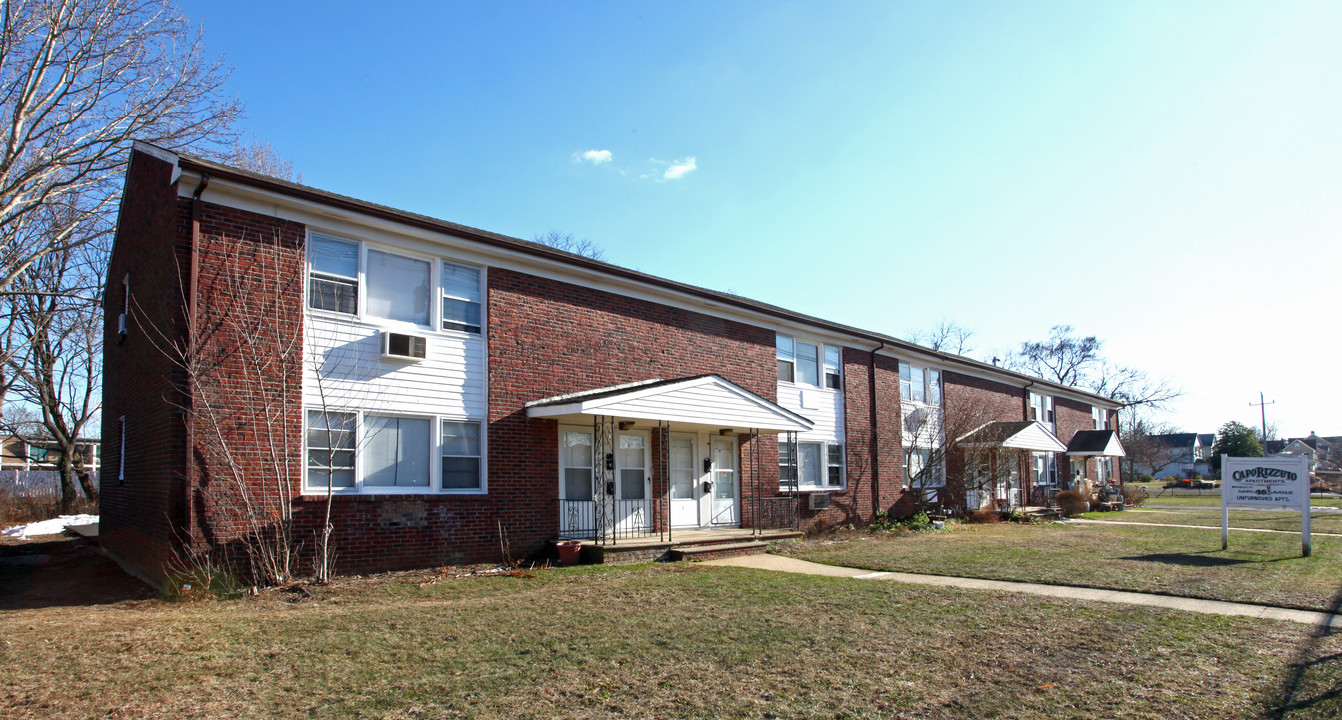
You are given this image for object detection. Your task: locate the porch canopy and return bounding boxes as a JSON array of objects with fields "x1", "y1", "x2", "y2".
[
  {"x1": 956, "y1": 420, "x2": 1067, "y2": 452},
  {"x1": 1064, "y1": 430, "x2": 1127, "y2": 458},
  {"x1": 525, "y1": 374, "x2": 814, "y2": 434}
]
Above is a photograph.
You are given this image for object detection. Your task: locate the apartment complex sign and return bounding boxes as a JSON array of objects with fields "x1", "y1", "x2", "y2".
[{"x1": 1221, "y1": 455, "x2": 1311, "y2": 555}]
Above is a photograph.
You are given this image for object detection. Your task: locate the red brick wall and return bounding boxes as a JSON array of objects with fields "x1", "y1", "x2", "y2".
[
  {"x1": 486, "y1": 268, "x2": 784, "y2": 557},
  {"x1": 1054, "y1": 396, "x2": 1093, "y2": 486},
  {"x1": 101, "y1": 151, "x2": 190, "y2": 583},
  {"x1": 940, "y1": 371, "x2": 1029, "y2": 507}
]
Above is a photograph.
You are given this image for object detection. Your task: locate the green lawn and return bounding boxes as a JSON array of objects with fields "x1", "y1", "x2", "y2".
[
  {"x1": 2, "y1": 562, "x2": 1340, "y2": 719},
  {"x1": 1141, "y1": 494, "x2": 1342, "y2": 509},
  {"x1": 778, "y1": 522, "x2": 1342, "y2": 612},
  {"x1": 1108, "y1": 507, "x2": 1342, "y2": 534}
]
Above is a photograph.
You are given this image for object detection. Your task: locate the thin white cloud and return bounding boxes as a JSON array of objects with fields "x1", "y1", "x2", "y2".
[
  {"x1": 662, "y1": 156, "x2": 697, "y2": 180},
  {"x1": 573, "y1": 149, "x2": 613, "y2": 165}
]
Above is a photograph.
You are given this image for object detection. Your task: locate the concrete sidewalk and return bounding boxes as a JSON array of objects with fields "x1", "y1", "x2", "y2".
[{"x1": 703, "y1": 554, "x2": 1342, "y2": 629}]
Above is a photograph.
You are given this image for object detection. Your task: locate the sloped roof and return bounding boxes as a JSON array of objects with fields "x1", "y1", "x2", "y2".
[
  {"x1": 144, "y1": 143, "x2": 1126, "y2": 409},
  {"x1": 957, "y1": 421, "x2": 1067, "y2": 452},
  {"x1": 1065, "y1": 430, "x2": 1126, "y2": 457},
  {"x1": 525, "y1": 375, "x2": 814, "y2": 434},
  {"x1": 1197, "y1": 433, "x2": 1215, "y2": 448},
  {"x1": 1150, "y1": 433, "x2": 1198, "y2": 449}
]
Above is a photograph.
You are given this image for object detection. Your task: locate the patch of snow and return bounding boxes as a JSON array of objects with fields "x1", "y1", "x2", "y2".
[{"x1": 2, "y1": 514, "x2": 99, "y2": 540}]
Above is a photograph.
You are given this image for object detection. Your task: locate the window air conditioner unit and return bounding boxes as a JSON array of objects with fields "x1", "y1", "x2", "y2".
[
  {"x1": 381, "y1": 331, "x2": 427, "y2": 361},
  {"x1": 808, "y1": 493, "x2": 831, "y2": 510}
]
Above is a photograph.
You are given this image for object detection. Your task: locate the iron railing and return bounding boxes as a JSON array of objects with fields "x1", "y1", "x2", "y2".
[{"x1": 556, "y1": 498, "x2": 656, "y2": 541}]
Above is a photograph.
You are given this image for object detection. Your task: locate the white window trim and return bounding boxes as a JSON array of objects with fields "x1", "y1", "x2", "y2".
[
  {"x1": 777, "y1": 333, "x2": 842, "y2": 392},
  {"x1": 904, "y1": 445, "x2": 946, "y2": 489},
  {"x1": 779, "y1": 439, "x2": 846, "y2": 492},
  {"x1": 305, "y1": 229, "x2": 488, "y2": 340},
  {"x1": 1030, "y1": 392, "x2": 1055, "y2": 430},
  {"x1": 899, "y1": 362, "x2": 943, "y2": 408},
  {"x1": 302, "y1": 407, "x2": 488, "y2": 495}
]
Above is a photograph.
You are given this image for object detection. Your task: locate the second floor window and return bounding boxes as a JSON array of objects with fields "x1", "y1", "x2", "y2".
[
  {"x1": 1030, "y1": 392, "x2": 1055, "y2": 428},
  {"x1": 777, "y1": 334, "x2": 840, "y2": 389},
  {"x1": 366, "y1": 250, "x2": 431, "y2": 325},
  {"x1": 442, "y1": 261, "x2": 482, "y2": 334},
  {"x1": 309, "y1": 235, "x2": 358, "y2": 314},
  {"x1": 307, "y1": 232, "x2": 483, "y2": 334},
  {"x1": 900, "y1": 363, "x2": 941, "y2": 405}
]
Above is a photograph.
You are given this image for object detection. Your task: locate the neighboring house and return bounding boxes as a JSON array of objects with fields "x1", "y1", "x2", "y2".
[
  {"x1": 100, "y1": 143, "x2": 1123, "y2": 583},
  {"x1": 1146, "y1": 433, "x2": 1209, "y2": 479},
  {"x1": 0, "y1": 435, "x2": 101, "y2": 472}
]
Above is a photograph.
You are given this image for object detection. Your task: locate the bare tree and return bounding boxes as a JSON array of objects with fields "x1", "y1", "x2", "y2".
[
  {"x1": 1118, "y1": 414, "x2": 1184, "y2": 482},
  {"x1": 139, "y1": 228, "x2": 304, "y2": 585},
  {"x1": 906, "y1": 319, "x2": 976, "y2": 356},
  {"x1": 902, "y1": 393, "x2": 1008, "y2": 515},
  {"x1": 4, "y1": 244, "x2": 102, "y2": 511},
  {"x1": 532, "y1": 230, "x2": 606, "y2": 261},
  {"x1": 227, "y1": 137, "x2": 301, "y2": 183},
  {"x1": 0, "y1": 0, "x2": 242, "y2": 294},
  {"x1": 1013, "y1": 325, "x2": 1101, "y2": 387}
]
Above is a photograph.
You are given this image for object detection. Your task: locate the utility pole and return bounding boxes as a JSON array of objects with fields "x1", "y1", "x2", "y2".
[{"x1": 1250, "y1": 392, "x2": 1275, "y2": 445}]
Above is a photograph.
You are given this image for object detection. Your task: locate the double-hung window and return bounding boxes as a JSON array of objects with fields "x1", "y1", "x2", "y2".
[
  {"x1": 442, "y1": 261, "x2": 482, "y2": 334},
  {"x1": 306, "y1": 410, "x2": 357, "y2": 489},
  {"x1": 777, "y1": 334, "x2": 836, "y2": 389},
  {"x1": 441, "y1": 420, "x2": 482, "y2": 490},
  {"x1": 560, "y1": 430, "x2": 593, "y2": 500},
  {"x1": 1030, "y1": 392, "x2": 1055, "y2": 430},
  {"x1": 309, "y1": 235, "x2": 359, "y2": 314},
  {"x1": 1092, "y1": 406, "x2": 1106, "y2": 430},
  {"x1": 304, "y1": 411, "x2": 483, "y2": 493},
  {"x1": 1032, "y1": 451, "x2": 1057, "y2": 486},
  {"x1": 780, "y1": 440, "x2": 844, "y2": 490},
  {"x1": 823, "y1": 347, "x2": 842, "y2": 389},
  {"x1": 905, "y1": 446, "x2": 944, "y2": 489},
  {"x1": 900, "y1": 363, "x2": 942, "y2": 406}
]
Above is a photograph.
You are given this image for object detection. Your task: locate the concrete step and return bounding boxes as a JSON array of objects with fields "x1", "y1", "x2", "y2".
[{"x1": 668, "y1": 540, "x2": 771, "y2": 562}]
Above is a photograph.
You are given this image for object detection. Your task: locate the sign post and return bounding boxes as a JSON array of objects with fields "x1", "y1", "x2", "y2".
[{"x1": 1221, "y1": 455, "x2": 1312, "y2": 556}]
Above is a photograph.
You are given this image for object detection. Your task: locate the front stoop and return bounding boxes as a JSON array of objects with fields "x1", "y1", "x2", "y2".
[
  {"x1": 562, "y1": 530, "x2": 803, "y2": 565},
  {"x1": 668, "y1": 540, "x2": 771, "y2": 562}
]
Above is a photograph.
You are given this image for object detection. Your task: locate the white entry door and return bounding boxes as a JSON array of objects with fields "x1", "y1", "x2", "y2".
[
  {"x1": 669, "y1": 435, "x2": 701, "y2": 528},
  {"x1": 709, "y1": 435, "x2": 739, "y2": 527},
  {"x1": 615, "y1": 432, "x2": 652, "y2": 532}
]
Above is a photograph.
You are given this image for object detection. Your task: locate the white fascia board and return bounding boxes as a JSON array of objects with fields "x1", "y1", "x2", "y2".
[{"x1": 179, "y1": 170, "x2": 1120, "y2": 409}]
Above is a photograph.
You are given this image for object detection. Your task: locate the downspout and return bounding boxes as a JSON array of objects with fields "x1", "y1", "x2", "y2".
[
  {"x1": 1022, "y1": 380, "x2": 1034, "y2": 506},
  {"x1": 868, "y1": 343, "x2": 885, "y2": 519},
  {"x1": 183, "y1": 173, "x2": 209, "y2": 542}
]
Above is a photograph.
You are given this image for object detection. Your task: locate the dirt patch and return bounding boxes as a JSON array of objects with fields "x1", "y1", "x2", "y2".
[{"x1": 0, "y1": 535, "x2": 155, "y2": 610}]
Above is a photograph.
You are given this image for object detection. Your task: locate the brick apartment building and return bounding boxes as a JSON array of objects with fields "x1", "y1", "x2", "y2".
[{"x1": 102, "y1": 142, "x2": 1123, "y2": 583}]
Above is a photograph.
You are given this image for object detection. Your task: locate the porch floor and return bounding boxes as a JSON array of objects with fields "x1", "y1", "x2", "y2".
[{"x1": 554, "y1": 527, "x2": 803, "y2": 564}]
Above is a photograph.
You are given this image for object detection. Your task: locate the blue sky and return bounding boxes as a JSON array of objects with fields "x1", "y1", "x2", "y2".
[{"x1": 180, "y1": 0, "x2": 1342, "y2": 438}]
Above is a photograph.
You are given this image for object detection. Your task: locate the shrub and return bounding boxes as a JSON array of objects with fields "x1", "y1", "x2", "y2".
[
  {"x1": 968, "y1": 507, "x2": 1001, "y2": 524},
  {"x1": 1136, "y1": 473, "x2": 1156, "y2": 486},
  {"x1": 1122, "y1": 486, "x2": 1149, "y2": 508},
  {"x1": 1055, "y1": 490, "x2": 1089, "y2": 517},
  {"x1": 902, "y1": 512, "x2": 932, "y2": 531}
]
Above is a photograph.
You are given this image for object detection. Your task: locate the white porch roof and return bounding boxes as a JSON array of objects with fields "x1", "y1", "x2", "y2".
[
  {"x1": 956, "y1": 420, "x2": 1068, "y2": 453},
  {"x1": 525, "y1": 375, "x2": 814, "y2": 434}
]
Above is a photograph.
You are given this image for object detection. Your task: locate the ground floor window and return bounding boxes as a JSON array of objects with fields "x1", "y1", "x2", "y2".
[
  {"x1": 1094, "y1": 456, "x2": 1110, "y2": 485},
  {"x1": 905, "y1": 446, "x2": 945, "y2": 489},
  {"x1": 780, "y1": 440, "x2": 844, "y2": 490},
  {"x1": 560, "y1": 429, "x2": 593, "y2": 500},
  {"x1": 1032, "y1": 452, "x2": 1057, "y2": 486},
  {"x1": 304, "y1": 408, "x2": 484, "y2": 494}
]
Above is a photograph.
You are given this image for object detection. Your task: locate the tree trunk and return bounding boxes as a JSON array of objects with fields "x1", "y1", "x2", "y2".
[
  {"x1": 75, "y1": 462, "x2": 99, "y2": 505},
  {"x1": 57, "y1": 454, "x2": 77, "y2": 515}
]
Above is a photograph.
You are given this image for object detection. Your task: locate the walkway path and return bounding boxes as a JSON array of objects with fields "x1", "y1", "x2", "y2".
[
  {"x1": 703, "y1": 554, "x2": 1342, "y2": 629},
  {"x1": 1067, "y1": 517, "x2": 1342, "y2": 537}
]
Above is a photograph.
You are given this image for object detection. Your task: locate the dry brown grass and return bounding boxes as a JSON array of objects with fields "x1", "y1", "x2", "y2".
[{"x1": 1, "y1": 561, "x2": 1340, "y2": 719}]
